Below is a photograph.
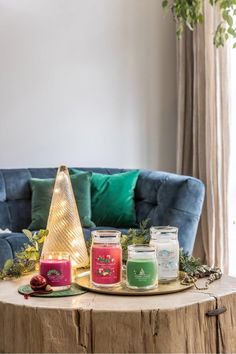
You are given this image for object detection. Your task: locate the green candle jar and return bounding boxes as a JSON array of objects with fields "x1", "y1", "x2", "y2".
[{"x1": 126, "y1": 245, "x2": 158, "y2": 290}]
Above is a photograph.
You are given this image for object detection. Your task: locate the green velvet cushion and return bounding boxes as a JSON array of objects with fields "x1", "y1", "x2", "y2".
[
  {"x1": 29, "y1": 172, "x2": 95, "y2": 230},
  {"x1": 71, "y1": 169, "x2": 140, "y2": 227}
]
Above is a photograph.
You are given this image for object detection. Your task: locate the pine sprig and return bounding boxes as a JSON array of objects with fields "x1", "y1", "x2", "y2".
[
  {"x1": 179, "y1": 249, "x2": 202, "y2": 276},
  {"x1": 121, "y1": 219, "x2": 151, "y2": 262}
]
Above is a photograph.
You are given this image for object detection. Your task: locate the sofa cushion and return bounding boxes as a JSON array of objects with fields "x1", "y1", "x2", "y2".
[
  {"x1": 29, "y1": 172, "x2": 95, "y2": 230},
  {"x1": 8, "y1": 200, "x2": 31, "y2": 232},
  {"x1": 0, "y1": 232, "x2": 29, "y2": 269},
  {"x1": 1, "y1": 169, "x2": 31, "y2": 200},
  {"x1": 0, "y1": 172, "x2": 6, "y2": 202},
  {"x1": 78, "y1": 170, "x2": 140, "y2": 228},
  {"x1": 0, "y1": 202, "x2": 11, "y2": 229}
]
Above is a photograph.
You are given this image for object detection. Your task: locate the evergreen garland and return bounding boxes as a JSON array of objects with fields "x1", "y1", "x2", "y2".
[
  {"x1": 0, "y1": 223, "x2": 222, "y2": 289},
  {"x1": 0, "y1": 229, "x2": 48, "y2": 280}
]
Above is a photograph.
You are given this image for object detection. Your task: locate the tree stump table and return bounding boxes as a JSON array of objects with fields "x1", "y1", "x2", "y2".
[{"x1": 0, "y1": 274, "x2": 235, "y2": 353}]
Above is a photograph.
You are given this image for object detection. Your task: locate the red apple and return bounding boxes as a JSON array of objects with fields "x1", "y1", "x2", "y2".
[{"x1": 30, "y1": 275, "x2": 47, "y2": 291}]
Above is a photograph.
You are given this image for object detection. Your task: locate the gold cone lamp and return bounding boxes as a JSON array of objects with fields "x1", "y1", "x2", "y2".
[{"x1": 42, "y1": 165, "x2": 89, "y2": 268}]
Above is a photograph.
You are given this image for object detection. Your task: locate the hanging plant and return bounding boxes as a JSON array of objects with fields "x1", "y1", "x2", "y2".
[{"x1": 162, "y1": 0, "x2": 236, "y2": 47}]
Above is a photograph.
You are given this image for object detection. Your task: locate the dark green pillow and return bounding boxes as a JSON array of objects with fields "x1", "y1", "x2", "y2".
[
  {"x1": 71, "y1": 169, "x2": 139, "y2": 227},
  {"x1": 29, "y1": 172, "x2": 95, "y2": 230}
]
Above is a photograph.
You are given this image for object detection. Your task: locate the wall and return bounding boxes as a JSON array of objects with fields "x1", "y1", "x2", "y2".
[{"x1": 0, "y1": 0, "x2": 177, "y2": 171}]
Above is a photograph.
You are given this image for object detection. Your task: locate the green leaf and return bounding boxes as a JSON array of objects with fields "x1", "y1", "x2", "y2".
[
  {"x1": 162, "y1": 0, "x2": 168, "y2": 9},
  {"x1": 22, "y1": 229, "x2": 33, "y2": 241},
  {"x1": 35, "y1": 242, "x2": 39, "y2": 252},
  {"x1": 3, "y1": 259, "x2": 14, "y2": 272},
  {"x1": 227, "y1": 15, "x2": 233, "y2": 27},
  {"x1": 37, "y1": 229, "x2": 49, "y2": 238},
  {"x1": 28, "y1": 253, "x2": 39, "y2": 261},
  {"x1": 228, "y1": 27, "x2": 236, "y2": 36},
  {"x1": 161, "y1": 0, "x2": 236, "y2": 47},
  {"x1": 37, "y1": 236, "x2": 46, "y2": 244},
  {"x1": 33, "y1": 233, "x2": 39, "y2": 240}
]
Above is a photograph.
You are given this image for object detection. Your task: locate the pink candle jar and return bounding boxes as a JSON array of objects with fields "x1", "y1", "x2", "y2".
[
  {"x1": 91, "y1": 230, "x2": 122, "y2": 287},
  {"x1": 40, "y1": 252, "x2": 72, "y2": 291}
]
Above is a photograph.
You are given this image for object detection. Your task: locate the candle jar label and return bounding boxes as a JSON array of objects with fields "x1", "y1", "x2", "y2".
[
  {"x1": 157, "y1": 247, "x2": 179, "y2": 279},
  {"x1": 127, "y1": 260, "x2": 157, "y2": 288},
  {"x1": 91, "y1": 246, "x2": 122, "y2": 285}
]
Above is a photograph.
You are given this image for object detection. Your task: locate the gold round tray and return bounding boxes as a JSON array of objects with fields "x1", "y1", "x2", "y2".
[{"x1": 76, "y1": 275, "x2": 194, "y2": 296}]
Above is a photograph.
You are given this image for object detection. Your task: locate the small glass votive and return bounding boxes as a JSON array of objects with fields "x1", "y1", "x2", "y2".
[
  {"x1": 40, "y1": 252, "x2": 72, "y2": 291},
  {"x1": 126, "y1": 244, "x2": 158, "y2": 290}
]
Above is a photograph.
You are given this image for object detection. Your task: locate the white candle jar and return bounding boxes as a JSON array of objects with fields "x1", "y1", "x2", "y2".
[{"x1": 150, "y1": 226, "x2": 179, "y2": 283}]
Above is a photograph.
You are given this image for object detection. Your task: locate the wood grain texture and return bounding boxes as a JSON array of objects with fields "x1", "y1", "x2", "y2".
[
  {"x1": 0, "y1": 275, "x2": 235, "y2": 353},
  {"x1": 89, "y1": 302, "x2": 217, "y2": 353},
  {"x1": 217, "y1": 293, "x2": 236, "y2": 353}
]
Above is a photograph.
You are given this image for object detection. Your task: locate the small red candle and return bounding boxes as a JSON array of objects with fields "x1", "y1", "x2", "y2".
[
  {"x1": 40, "y1": 252, "x2": 72, "y2": 290},
  {"x1": 91, "y1": 230, "x2": 122, "y2": 287}
]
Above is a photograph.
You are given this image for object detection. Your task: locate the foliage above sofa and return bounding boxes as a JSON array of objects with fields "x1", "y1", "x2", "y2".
[{"x1": 162, "y1": 0, "x2": 236, "y2": 47}]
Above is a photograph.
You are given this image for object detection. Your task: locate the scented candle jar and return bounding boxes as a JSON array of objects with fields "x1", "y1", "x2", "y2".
[
  {"x1": 150, "y1": 226, "x2": 179, "y2": 283},
  {"x1": 90, "y1": 230, "x2": 122, "y2": 287},
  {"x1": 126, "y1": 245, "x2": 158, "y2": 290},
  {"x1": 40, "y1": 252, "x2": 72, "y2": 291}
]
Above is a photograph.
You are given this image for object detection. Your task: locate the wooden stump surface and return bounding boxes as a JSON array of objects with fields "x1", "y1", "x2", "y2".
[{"x1": 0, "y1": 275, "x2": 235, "y2": 353}]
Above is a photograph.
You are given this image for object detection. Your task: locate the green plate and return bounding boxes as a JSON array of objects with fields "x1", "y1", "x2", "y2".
[{"x1": 18, "y1": 283, "x2": 87, "y2": 297}]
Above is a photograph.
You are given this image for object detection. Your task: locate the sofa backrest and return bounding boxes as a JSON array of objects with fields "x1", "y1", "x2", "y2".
[
  {"x1": 0, "y1": 167, "x2": 205, "y2": 254},
  {"x1": 0, "y1": 168, "x2": 127, "y2": 232}
]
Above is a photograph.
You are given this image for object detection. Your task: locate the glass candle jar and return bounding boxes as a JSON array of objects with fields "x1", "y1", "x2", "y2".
[
  {"x1": 90, "y1": 230, "x2": 122, "y2": 287},
  {"x1": 40, "y1": 252, "x2": 72, "y2": 291},
  {"x1": 126, "y1": 245, "x2": 158, "y2": 290},
  {"x1": 150, "y1": 226, "x2": 179, "y2": 283}
]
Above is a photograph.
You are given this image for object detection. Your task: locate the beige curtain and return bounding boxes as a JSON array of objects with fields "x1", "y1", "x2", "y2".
[{"x1": 176, "y1": 2, "x2": 230, "y2": 272}]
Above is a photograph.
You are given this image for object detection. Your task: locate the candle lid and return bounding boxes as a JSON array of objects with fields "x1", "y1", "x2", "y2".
[
  {"x1": 150, "y1": 226, "x2": 178, "y2": 241},
  {"x1": 91, "y1": 230, "x2": 121, "y2": 244},
  {"x1": 128, "y1": 244, "x2": 156, "y2": 259},
  {"x1": 150, "y1": 226, "x2": 178, "y2": 233}
]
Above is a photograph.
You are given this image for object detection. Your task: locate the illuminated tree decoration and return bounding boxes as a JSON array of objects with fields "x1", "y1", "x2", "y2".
[{"x1": 42, "y1": 166, "x2": 89, "y2": 268}]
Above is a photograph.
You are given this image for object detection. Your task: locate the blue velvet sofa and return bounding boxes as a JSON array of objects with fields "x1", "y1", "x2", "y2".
[{"x1": 0, "y1": 168, "x2": 205, "y2": 268}]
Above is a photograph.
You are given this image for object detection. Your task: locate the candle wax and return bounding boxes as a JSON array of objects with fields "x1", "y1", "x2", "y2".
[
  {"x1": 40, "y1": 259, "x2": 72, "y2": 286},
  {"x1": 127, "y1": 259, "x2": 157, "y2": 288},
  {"x1": 91, "y1": 244, "x2": 122, "y2": 285}
]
